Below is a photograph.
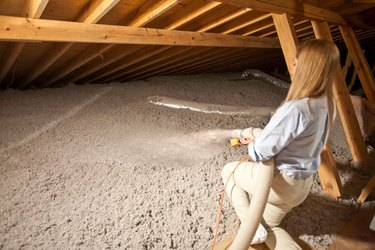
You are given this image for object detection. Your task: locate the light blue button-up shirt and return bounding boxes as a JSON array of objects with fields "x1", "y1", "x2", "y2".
[{"x1": 248, "y1": 96, "x2": 331, "y2": 179}]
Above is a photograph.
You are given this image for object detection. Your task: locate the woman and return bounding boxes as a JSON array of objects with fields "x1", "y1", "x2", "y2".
[{"x1": 222, "y1": 39, "x2": 339, "y2": 249}]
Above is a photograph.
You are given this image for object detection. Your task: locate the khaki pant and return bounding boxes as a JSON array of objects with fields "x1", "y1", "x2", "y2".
[{"x1": 221, "y1": 139, "x2": 313, "y2": 249}]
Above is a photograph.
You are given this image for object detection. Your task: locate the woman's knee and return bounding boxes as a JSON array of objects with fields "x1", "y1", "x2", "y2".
[{"x1": 221, "y1": 161, "x2": 239, "y2": 181}]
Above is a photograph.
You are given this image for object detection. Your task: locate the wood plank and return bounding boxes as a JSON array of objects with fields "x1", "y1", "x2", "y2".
[
  {"x1": 216, "y1": 0, "x2": 347, "y2": 25},
  {"x1": 318, "y1": 146, "x2": 343, "y2": 198},
  {"x1": 340, "y1": 26, "x2": 375, "y2": 106},
  {"x1": 358, "y1": 175, "x2": 375, "y2": 202},
  {"x1": 271, "y1": 13, "x2": 298, "y2": 73},
  {"x1": 19, "y1": 0, "x2": 120, "y2": 88},
  {"x1": 0, "y1": 0, "x2": 49, "y2": 85},
  {"x1": 312, "y1": 21, "x2": 369, "y2": 165},
  {"x1": 273, "y1": 13, "x2": 343, "y2": 199},
  {"x1": 26, "y1": 0, "x2": 49, "y2": 19}
]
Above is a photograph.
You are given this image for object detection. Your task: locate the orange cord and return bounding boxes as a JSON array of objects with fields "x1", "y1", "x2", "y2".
[{"x1": 211, "y1": 155, "x2": 250, "y2": 250}]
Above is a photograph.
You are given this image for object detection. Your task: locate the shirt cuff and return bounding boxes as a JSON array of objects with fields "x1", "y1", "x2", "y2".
[{"x1": 248, "y1": 141, "x2": 259, "y2": 162}]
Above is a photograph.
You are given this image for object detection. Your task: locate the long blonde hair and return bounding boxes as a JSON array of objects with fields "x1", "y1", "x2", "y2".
[{"x1": 285, "y1": 39, "x2": 340, "y2": 126}]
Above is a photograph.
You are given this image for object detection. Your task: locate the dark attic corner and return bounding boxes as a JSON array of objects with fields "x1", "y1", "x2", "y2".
[{"x1": 0, "y1": 0, "x2": 374, "y2": 249}]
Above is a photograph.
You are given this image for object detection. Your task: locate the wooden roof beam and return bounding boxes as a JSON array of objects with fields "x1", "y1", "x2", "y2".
[
  {"x1": 259, "y1": 19, "x2": 307, "y2": 37},
  {"x1": 161, "y1": 1, "x2": 222, "y2": 30},
  {"x1": 196, "y1": 8, "x2": 251, "y2": 32},
  {"x1": 41, "y1": 0, "x2": 180, "y2": 87},
  {"x1": 18, "y1": 0, "x2": 120, "y2": 88},
  {"x1": 223, "y1": 13, "x2": 272, "y2": 34},
  {"x1": 0, "y1": 0, "x2": 49, "y2": 86},
  {"x1": 340, "y1": 25, "x2": 375, "y2": 105},
  {"x1": 215, "y1": 0, "x2": 347, "y2": 25}
]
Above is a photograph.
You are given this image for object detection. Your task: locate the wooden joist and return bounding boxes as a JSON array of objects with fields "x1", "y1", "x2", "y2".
[
  {"x1": 0, "y1": 0, "x2": 49, "y2": 84},
  {"x1": 312, "y1": 21, "x2": 369, "y2": 165},
  {"x1": 340, "y1": 26, "x2": 375, "y2": 106},
  {"x1": 273, "y1": 13, "x2": 343, "y2": 199},
  {"x1": 216, "y1": 0, "x2": 347, "y2": 25},
  {"x1": 0, "y1": 15, "x2": 280, "y2": 81}
]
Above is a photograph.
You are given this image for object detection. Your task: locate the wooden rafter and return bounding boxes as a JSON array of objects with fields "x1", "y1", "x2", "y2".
[
  {"x1": 173, "y1": 49, "x2": 262, "y2": 75},
  {"x1": 215, "y1": 0, "x2": 347, "y2": 25},
  {"x1": 223, "y1": 13, "x2": 272, "y2": 34},
  {"x1": 196, "y1": 8, "x2": 250, "y2": 32},
  {"x1": 67, "y1": 45, "x2": 143, "y2": 83},
  {"x1": 85, "y1": 46, "x2": 171, "y2": 83},
  {"x1": 119, "y1": 48, "x2": 217, "y2": 82},
  {"x1": 127, "y1": 0, "x2": 180, "y2": 27},
  {"x1": 340, "y1": 25, "x2": 375, "y2": 105},
  {"x1": 109, "y1": 47, "x2": 193, "y2": 80},
  {"x1": 136, "y1": 47, "x2": 254, "y2": 80},
  {"x1": 165, "y1": 1, "x2": 222, "y2": 30},
  {"x1": 312, "y1": 20, "x2": 369, "y2": 165},
  {"x1": 42, "y1": 0, "x2": 180, "y2": 87},
  {"x1": 0, "y1": 0, "x2": 49, "y2": 85},
  {"x1": 18, "y1": 0, "x2": 120, "y2": 88}
]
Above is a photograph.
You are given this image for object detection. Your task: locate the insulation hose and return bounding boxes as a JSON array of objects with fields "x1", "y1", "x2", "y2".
[
  {"x1": 226, "y1": 128, "x2": 274, "y2": 250},
  {"x1": 230, "y1": 159, "x2": 274, "y2": 250}
]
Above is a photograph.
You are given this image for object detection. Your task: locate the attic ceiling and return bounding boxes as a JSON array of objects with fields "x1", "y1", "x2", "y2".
[{"x1": 0, "y1": 0, "x2": 374, "y2": 89}]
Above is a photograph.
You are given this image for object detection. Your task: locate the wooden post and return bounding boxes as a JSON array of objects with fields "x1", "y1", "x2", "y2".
[
  {"x1": 312, "y1": 21, "x2": 369, "y2": 166},
  {"x1": 340, "y1": 26, "x2": 375, "y2": 106},
  {"x1": 273, "y1": 13, "x2": 342, "y2": 199}
]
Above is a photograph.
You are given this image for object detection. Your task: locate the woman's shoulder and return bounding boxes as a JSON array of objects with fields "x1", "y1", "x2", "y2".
[
  {"x1": 279, "y1": 96, "x2": 328, "y2": 120},
  {"x1": 278, "y1": 98, "x2": 310, "y2": 113}
]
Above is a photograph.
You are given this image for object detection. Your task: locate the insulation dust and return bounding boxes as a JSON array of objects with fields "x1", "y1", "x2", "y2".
[{"x1": 1, "y1": 72, "x2": 374, "y2": 249}]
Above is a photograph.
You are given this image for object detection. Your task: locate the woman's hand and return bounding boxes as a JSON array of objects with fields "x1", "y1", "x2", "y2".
[
  {"x1": 239, "y1": 128, "x2": 255, "y2": 145},
  {"x1": 239, "y1": 137, "x2": 253, "y2": 145}
]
